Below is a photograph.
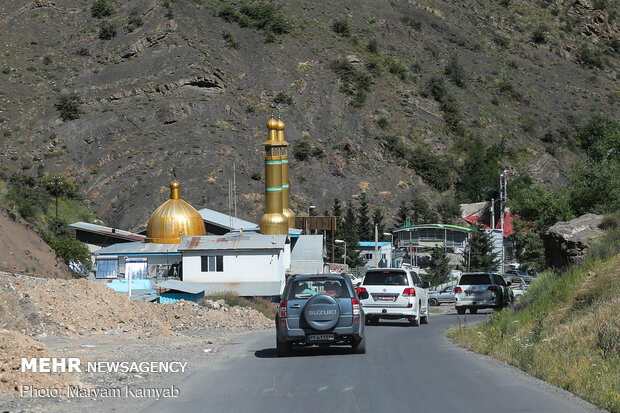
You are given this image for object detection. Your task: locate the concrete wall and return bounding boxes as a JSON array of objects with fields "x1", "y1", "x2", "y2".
[{"x1": 181, "y1": 250, "x2": 285, "y2": 296}]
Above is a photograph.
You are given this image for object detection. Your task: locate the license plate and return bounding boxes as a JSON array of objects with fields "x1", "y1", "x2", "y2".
[
  {"x1": 466, "y1": 291, "x2": 482, "y2": 296},
  {"x1": 307, "y1": 334, "x2": 334, "y2": 342},
  {"x1": 376, "y1": 296, "x2": 396, "y2": 302}
]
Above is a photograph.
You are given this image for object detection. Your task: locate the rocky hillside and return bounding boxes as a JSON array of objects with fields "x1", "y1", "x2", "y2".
[{"x1": 0, "y1": 0, "x2": 618, "y2": 230}]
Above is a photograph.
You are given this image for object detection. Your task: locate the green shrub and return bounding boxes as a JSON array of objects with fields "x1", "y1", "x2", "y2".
[
  {"x1": 400, "y1": 16, "x2": 421, "y2": 30},
  {"x1": 577, "y1": 45, "x2": 604, "y2": 69},
  {"x1": 49, "y1": 237, "x2": 92, "y2": 277},
  {"x1": 222, "y1": 31, "x2": 240, "y2": 49},
  {"x1": 330, "y1": 58, "x2": 372, "y2": 107},
  {"x1": 385, "y1": 57, "x2": 409, "y2": 81},
  {"x1": 293, "y1": 141, "x2": 311, "y2": 161},
  {"x1": 218, "y1": 3, "x2": 291, "y2": 37},
  {"x1": 377, "y1": 117, "x2": 388, "y2": 129},
  {"x1": 161, "y1": 0, "x2": 173, "y2": 19},
  {"x1": 98, "y1": 20, "x2": 117, "y2": 40},
  {"x1": 76, "y1": 47, "x2": 90, "y2": 56},
  {"x1": 91, "y1": 0, "x2": 113, "y2": 18},
  {"x1": 366, "y1": 38, "x2": 378, "y2": 54},
  {"x1": 332, "y1": 19, "x2": 351, "y2": 37},
  {"x1": 532, "y1": 25, "x2": 548, "y2": 43},
  {"x1": 55, "y1": 93, "x2": 82, "y2": 121},
  {"x1": 445, "y1": 54, "x2": 466, "y2": 87},
  {"x1": 273, "y1": 92, "x2": 292, "y2": 105}
]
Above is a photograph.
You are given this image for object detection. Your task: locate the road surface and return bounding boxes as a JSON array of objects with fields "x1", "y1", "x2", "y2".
[{"x1": 146, "y1": 310, "x2": 603, "y2": 413}]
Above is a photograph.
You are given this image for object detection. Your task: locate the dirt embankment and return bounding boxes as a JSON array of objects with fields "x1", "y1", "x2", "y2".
[
  {"x1": 0, "y1": 207, "x2": 70, "y2": 279},
  {"x1": 0, "y1": 271, "x2": 272, "y2": 395}
]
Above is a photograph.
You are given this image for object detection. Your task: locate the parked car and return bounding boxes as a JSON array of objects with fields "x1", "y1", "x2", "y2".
[
  {"x1": 454, "y1": 272, "x2": 513, "y2": 314},
  {"x1": 507, "y1": 276, "x2": 532, "y2": 301},
  {"x1": 357, "y1": 267, "x2": 430, "y2": 326},
  {"x1": 273, "y1": 273, "x2": 367, "y2": 357},
  {"x1": 428, "y1": 285, "x2": 455, "y2": 306},
  {"x1": 504, "y1": 269, "x2": 536, "y2": 279},
  {"x1": 345, "y1": 273, "x2": 362, "y2": 287}
]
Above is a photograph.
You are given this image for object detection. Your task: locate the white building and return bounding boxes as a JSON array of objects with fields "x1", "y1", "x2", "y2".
[{"x1": 179, "y1": 232, "x2": 289, "y2": 296}]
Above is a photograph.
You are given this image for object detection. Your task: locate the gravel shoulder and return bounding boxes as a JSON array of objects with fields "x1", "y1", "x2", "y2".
[{"x1": 0, "y1": 327, "x2": 271, "y2": 412}]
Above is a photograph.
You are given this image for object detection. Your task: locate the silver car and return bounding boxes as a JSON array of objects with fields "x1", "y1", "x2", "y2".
[
  {"x1": 454, "y1": 272, "x2": 513, "y2": 314},
  {"x1": 428, "y1": 285, "x2": 455, "y2": 306}
]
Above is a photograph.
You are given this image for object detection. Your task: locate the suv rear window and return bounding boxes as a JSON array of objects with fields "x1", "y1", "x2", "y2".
[
  {"x1": 363, "y1": 271, "x2": 409, "y2": 286},
  {"x1": 287, "y1": 279, "x2": 350, "y2": 299},
  {"x1": 459, "y1": 274, "x2": 492, "y2": 285}
]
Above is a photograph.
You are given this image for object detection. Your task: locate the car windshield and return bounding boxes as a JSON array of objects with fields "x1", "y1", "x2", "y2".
[
  {"x1": 459, "y1": 274, "x2": 492, "y2": 285},
  {"x1": 363, "y1": 271, "x2": 409, "y2": 286},
  {"x1": 287, "y1": 279, "x2": 350, "y2": 299}
]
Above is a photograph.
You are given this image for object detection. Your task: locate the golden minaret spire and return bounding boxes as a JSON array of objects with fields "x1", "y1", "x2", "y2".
[
  {"x1": 276, "y1": 118, "x2": 294, "y2": 229},
  {"x1": 259, "y1": 117, "x2": 288, "y2": 235}
]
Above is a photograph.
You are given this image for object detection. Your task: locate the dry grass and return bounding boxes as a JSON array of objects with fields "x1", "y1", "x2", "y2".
[
  {"x1": 201, "y1": 291, "x2": 278, "y2": 320},
  {"x1": 449, "y1": 252, "x2": 620, "y2": 412}
]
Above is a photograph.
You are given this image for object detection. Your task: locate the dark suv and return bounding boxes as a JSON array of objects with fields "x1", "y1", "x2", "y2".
[
  {"x1": 454, "y1": 272, "x2": 513, "y2": 314},
  {"x1": 273, "y1": 273, "x2": 368, "y2": 357}
]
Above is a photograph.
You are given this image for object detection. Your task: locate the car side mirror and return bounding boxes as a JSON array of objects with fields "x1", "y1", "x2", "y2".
[
  {"x1": 422, "y1": 281, "x2": 430, "y2": 288},
  {"x1": 270, "y1": 295, "x2": 281, "y2": 303},
  {"x1": 358, "y1": 291, "x2": 369, "y2": 300}
]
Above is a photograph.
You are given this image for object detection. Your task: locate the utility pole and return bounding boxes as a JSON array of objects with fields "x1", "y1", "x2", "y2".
[{"x1": 499, "y1": 170, "x2": 508, "y2": 274}]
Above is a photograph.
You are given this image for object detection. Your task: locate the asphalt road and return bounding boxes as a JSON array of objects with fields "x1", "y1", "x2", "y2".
[{"x1": 146, "y1": 310, "x2": 603, "y2": 413}]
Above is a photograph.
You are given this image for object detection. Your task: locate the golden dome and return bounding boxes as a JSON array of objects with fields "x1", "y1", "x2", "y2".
[
  {"x1": 267, "y1": 118, "x2": 278, "y2": 130},
  {"x1": 276, "y1": 120, "x2": 285, "y2": 131},
  {"x1": 145, "y1": 181, "x2": 206, "y2": 244}
]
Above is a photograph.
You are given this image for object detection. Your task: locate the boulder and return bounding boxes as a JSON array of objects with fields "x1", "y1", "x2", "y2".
[{"x1": 543, "y1": 213, "x2": 604, "y2": 269}]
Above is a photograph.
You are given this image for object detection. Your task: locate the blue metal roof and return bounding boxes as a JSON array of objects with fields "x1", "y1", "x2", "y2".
[{"x1": 358, "y1": 242, "x2": 391, "y2": 247}]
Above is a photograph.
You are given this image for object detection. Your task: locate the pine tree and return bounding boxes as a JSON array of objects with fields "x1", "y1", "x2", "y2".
[
  {"x1": 411, "y1": 196, "x2": 437, "y2": 224},
  {"x1": 357, "y1": 192, "x2": 373, "y2": 241},
  {"x1": 396, "y1": 200, "x2": 410, "y2": 227},
  {"x1": 464, "y1": 224, "x2": 499, "y2": 271},
  {"x1": 426, "y1": 247, "x2": 451, "y2": 286},
  {"x1": 372, "y1": 206, "x2": 386, "y2": 241},
  {"x1": 342, "y1": 200, "x2": 363, "y2": 268}
]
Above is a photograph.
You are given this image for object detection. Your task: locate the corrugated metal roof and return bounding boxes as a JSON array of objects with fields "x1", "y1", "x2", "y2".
[
  {"x1": 178, "y1": 233, "x2": 286, "y2": 251},
  {"x1": 197, "y1": 208, "x2": 258, "y2": 231},
  {"x1": 69, "y1": 222, "x2": 146, "y2": 242},
  {"x1": 95, "y1": 241, "x2": 181, "y2": 256},
  {"x1": 155, "y1": 280, "x2": 206, "y2": 294}
]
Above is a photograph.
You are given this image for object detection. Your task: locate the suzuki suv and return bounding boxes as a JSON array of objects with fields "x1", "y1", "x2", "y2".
[
  {"x1": 357, "y1": 267, "x2": 430, "y2": 326},
  {"x1": 273, "y1": 273, "x2": 368, "y2": 357},
  {"x1": 454, "y1": 272, "x2": 513, "y2": 314}
]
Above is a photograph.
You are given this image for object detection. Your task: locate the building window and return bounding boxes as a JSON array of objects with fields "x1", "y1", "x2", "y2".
[
  {"x1": 365, "y1": 253, "x2": 373, "y2": 260},
  {"x1": 201, "y1": 255, "x2": 223, "y2": 272}
]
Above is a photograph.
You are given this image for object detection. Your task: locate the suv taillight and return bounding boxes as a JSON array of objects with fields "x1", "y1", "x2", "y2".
[
  {"x1": 351, "y1": 298, "x2": 360, "y2": 322},
  {"x1": 279, "y1": 300, "x2": 287, "y2": 320},
  {"x1": 402, "y1": 287, "x2": 416, "y2": 296},
  {"x1": 454, "y1": 286, "x2": 462, "y2": 293},
  {"x1": 487, "y1": 286, "x2": 497, "y2": 292},
  {"x1": 356, "y1": 287, "x2": 367, "y2": 295}
]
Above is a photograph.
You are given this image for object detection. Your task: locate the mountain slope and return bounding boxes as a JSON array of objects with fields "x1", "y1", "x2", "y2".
[{"x1": 0, "y1": 0, "x2": 618, "y2": 230}]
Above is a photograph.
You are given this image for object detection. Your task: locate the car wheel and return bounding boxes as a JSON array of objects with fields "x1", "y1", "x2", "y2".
[
  {"x1": 469, "y1": 308, "x2": 478, "y2": 314},
  {"x1": 429, "y1": 298, "x2": 438, "y2": 306},
  {"x1": 456, "y1": 307, "x2": 466, "y2": 315},
  {"x1": 421, "y1": 306, "x2": 429, "y2": 325},
  {"x1": 276, "y1": 338, "x2": 292, "y2": 357},
  {"x1": 410, "y1": 306, "x2": 420, "y2": 326},
  {"x1": 352, "y1": 335, "x2": 366, "y2": 354}
]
